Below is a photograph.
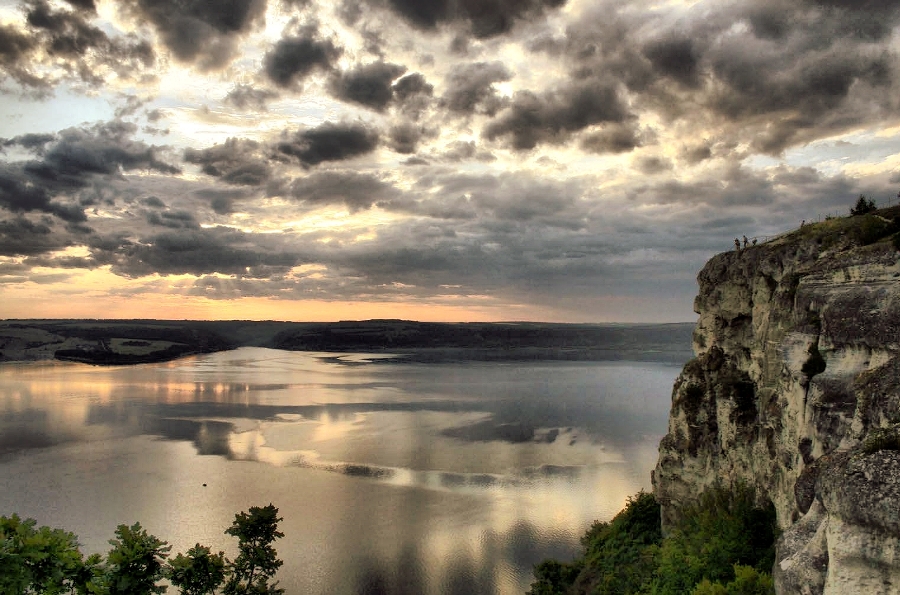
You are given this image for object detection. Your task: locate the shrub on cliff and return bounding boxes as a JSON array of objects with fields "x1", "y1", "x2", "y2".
[
  {"x1": 850, "y1": 195, "x2": 876, "y2": 216},
  {"x1": 652, "y1": 484, "x2": 777, "y2": 595},
  {"x1": 529, "y1": 485, "x2": 777, "y2": 595}
]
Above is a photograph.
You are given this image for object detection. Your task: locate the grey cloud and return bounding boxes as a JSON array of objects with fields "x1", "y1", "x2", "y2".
[
  {"x1": 193, "y1": 187, "x2": 253, "y2": 215},
  {"x1": 25, "y1": 121, "x2": 180, "y2": 189},
  {"x1": 141, "y1": 195, "x2": 166, "y2": 208},
  {"x1": 579, "y1": 123, "x2": 642, "y2": 154},
  {"x1": 558, "y1": 0, "x2": 900, "y2": 155},
  {"x1": 0, "y1": 166, "x2": 86, "y2": 222},
  {"x1": 641, "y1": 35, "x2": 700, "y2": 88},
  {"x1": 633, "y1": 155, "x2": 672, "y2": 175},
  {"x1": 329, "y1": 61, "x2": 407, "y2": 112},
  {"x1": 1, "y1": 133, "x2": 56, "y2": 153},
  {"x1": 393, "y1": 72, "x2": 433, "y2": 101},
  {"x1": 387, "y1": 122, "x2": 426, "y2": 154},
  {"x1": 392, "y1": 72, "x2": 434, "y2": 118},
  {"x1": 378, "y1": 0, "x2": 567, "y2": 39},
  {"x1": 264, "y1": 32, "x2": 341, "y2": 88},
  {"x1": 123, "y1": 0, "x2": 265, "y2": 70},
  {"x1": 63, "y1": 0, "x2": 96, "y2": 12},
  {"x1": 100, "y1": 227, "x2": 300, "y2": 278},
  {"x1": 276, "y1": 121, "x2": 380, "y2": 166},
  {"x1": 0, "y1": 216, "x2": 72, "y2": 256},
  {"x1": 442, "y1": 61, "x2": 511, "y2": 116},
  {"x1": 282, "y1": 170, "x2": 402, "y2": 212},
  {"x1": 483, "y1": 82, "x2": 631, "y2": 150},
  {"x1": 183, "y1": 138, "x2": 270, "y2": 186},
  {"x1": 223, "y1": 85, "x2": 279, "y2": 111},
  {"x1": 0, "y1": 121, "x2": 178, "y2": 225},
  {"x1": 146, "y1": 210, "x2": 200, "y2": 229},
  {"x1": 0, "y1": 2, "x2": 154, "y2": 93}
]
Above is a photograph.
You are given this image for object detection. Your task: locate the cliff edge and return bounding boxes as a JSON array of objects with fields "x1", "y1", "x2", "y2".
[{"x1": 653, "y1": 207, "x2": 900, "y2": 594}]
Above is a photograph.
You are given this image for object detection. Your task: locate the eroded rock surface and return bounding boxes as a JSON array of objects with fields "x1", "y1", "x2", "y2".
[{"x1": 653, "y1": 209, "x2": 900, "y2": 594}]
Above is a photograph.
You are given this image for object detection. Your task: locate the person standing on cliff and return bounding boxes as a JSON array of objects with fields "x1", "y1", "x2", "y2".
[
  {"x1": 743, "y1": 235, "x2": 749, "y2": 248},
  {"x1": 734, "y1": 238, "x2": 741, "y2": 251}
]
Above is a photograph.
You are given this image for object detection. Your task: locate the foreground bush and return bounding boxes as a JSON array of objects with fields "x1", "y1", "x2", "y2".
[
  {"x1": 529, "y1": 485, "x2": 777, "y2": 595},
  {"x1": 0, "y1": 504, "x2": 284, "y2": 595}
]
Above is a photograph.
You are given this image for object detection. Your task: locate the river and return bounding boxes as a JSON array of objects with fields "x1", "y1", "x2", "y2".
[{"x1": 0, "y1": 347, "x2": 682, "y2": 594}]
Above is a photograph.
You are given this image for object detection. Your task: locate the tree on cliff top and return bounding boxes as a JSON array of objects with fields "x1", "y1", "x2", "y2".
[{"x1": 850, "y1": 195, "x2": 877, "y2": 216}]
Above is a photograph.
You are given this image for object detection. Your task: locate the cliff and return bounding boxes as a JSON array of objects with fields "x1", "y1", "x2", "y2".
[{"x1": 653, "y1": 207, "x2": 900, "y2": 595}]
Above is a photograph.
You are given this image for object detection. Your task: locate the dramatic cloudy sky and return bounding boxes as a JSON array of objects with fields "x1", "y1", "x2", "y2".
[{"x1": 1, "y1": 0, "x2": 899, "y2": 322}]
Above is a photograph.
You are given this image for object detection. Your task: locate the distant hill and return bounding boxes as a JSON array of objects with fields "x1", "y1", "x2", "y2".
[{"x1": 0, "y1": 319, "x2": 695, "y2": 365}]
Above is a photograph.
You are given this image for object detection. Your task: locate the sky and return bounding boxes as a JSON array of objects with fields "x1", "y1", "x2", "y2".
[{"x1": 1, "y1": 0, "x2": 899, "y2": 323}]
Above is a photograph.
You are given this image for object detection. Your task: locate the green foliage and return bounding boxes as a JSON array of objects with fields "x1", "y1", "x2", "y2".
[
  {"x1": 529, "y1": 559, "x2": 583, "y2": 594},
  {"x1": 99, "y1": 523, "x2": 171, "y2": 595},
  {"x1": 169, "y1": 544, "x2": 227, "y2": 595},
  {"x1": 850, "y1": 195, "x2": 876, "y2": 216},
  {"x1": 691, "y1": 565, "x2": 775, "y2": 595},
  {"x1": 0, "y1": 514, "x2": 87, "y2": 595},
  {"x1": 652, "y1": 485, "x2": 777, "y2": 595},
  {"x1": 224, "y1": 504, "x2": 285, "y2": 595},
  {"x1": 1, "y1": 505, "x2": 284, "y2": 595},
  {"x1": 531, "y1": 486, "x2": 778, "y2": 595}
]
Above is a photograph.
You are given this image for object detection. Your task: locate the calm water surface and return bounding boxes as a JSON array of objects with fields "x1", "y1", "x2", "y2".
[{"x1": 0, "y1": 348, "x2": 681, "y2": 594}]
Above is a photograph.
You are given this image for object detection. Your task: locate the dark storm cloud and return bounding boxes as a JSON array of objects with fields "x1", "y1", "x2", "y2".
[
  {"x1": 0, "y1": 121, "x2": 178, "y2": 226},
  {"x1": 63, "y1": 0, "x2": 97, "y2": 12},
  {"x1": 441, "y1": 61, "x2": 511, "y2": 116},
  {"x1": 641, "y1": 35, "x2": 700, "y2": 88},
  {"x1": 223, "y1": 85, "x2": 279, "y2": 111},
  {"x1": 0, "y1": 216, "x2": 72, "y2": 256},
  {"x1": 554, "y1": 0, "x2": 900, "y2": 155},
  {"x1": 329, "y1": 61, "x2": 407, "y2": 112},
  {"x1": 393, "y1": 72, "x2": 433, "y2": 100},
  {"x1": 141, "y1": 195, "x2": 166, "y2": 208},
  {"x1": 1, "y1": 133, "x2": 56, "y2": 153},
  {"x1": 276, "y1": 122, "x2": 380, "y2": 166},
  {"x1": 579, "y1": 123, "x2": 642, "y2": 154},
  {"x1": 26, "y1": 121, "x2": 180, "y2": 187},
  {"x1": 146, "y1": 209, "x2": 200, "y2": 229},
  {"x1": 0, "y1": 1, "x2": 154, "y2": 93},
  {"x1": 123, "y1": 0, "x2": 266, "y2": 70},
  {"x1": 183, "y1": 138, "x2": 270, "y2": 186},
  {"x1": 97, "y1": 226, "x2": 300, "y2": 278},
  {"x1": 483, "y1": 82, "x2": 631, "y2": 150},
  {"x1": 281, "y1": 170, "x2": 403, "y2": 212},
  {"x1": 0, "y1": 24, "x2": 40, "y2": 90},
  {"x1": 387, "y1": 122, "x2": 426, "y2": 154},
  {"x1": 633, "y1": 155, "x2": 672, "y2": 175},
  {"x1": 376, "y1": 0, "x2": 566, "y2": 39},
  {"x1": 264, "y1": 32, "x2": 341, "y2": 89}
]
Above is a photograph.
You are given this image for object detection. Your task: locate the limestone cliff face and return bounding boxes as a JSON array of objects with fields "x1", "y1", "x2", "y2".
[{"x1": 653, "y1": 209, "x2": 900, "y2": 594}]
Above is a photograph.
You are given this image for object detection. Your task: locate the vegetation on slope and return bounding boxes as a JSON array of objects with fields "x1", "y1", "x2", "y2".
[{"x1": 529, "y1": 486, "x2": 777, "y2": 595}]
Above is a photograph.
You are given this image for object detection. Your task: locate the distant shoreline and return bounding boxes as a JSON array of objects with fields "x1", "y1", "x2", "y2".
[{"x1": 0, "y1": 319, "x2": 695, "y2": 365}]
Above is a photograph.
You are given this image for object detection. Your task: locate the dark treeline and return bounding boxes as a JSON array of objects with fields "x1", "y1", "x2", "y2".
[{"x1": 0, "y1": 319, "x2": 695, "y2": 364}]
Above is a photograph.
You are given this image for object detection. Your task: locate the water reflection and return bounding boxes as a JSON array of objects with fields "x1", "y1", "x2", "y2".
[{"x1": 0, "y1": 348, "x2": 680, "y2": 594}]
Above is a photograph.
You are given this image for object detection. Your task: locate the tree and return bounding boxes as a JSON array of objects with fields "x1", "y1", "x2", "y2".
[
  {"x1": 850, "y1": 194, "x2": 876, "y2": 216},
  {"x1": 1, "y1": 513, "x2": 88, "y2": 595},
  {"x1": 223, "y1": 504, "x2": 284, "y2": 595},
  {"x1": 169, "y1": 544, "x2": 227, "y2": 595},
  {"x1": 98, "y1": 522, "x2": 171, "y2": 595}
]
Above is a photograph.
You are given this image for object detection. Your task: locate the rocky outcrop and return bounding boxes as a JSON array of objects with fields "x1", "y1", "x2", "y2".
[{"x1": 653, "y1": 208, "x2": 900, "y2": 594}]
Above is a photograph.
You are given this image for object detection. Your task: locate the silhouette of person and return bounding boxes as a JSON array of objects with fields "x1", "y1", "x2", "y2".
[
  {"x1": 734, "y1": 238, "x2": 741, "y2": 251},
  {"x1": 743, "y1": 235, "x2": 749, "y2": 248}
]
